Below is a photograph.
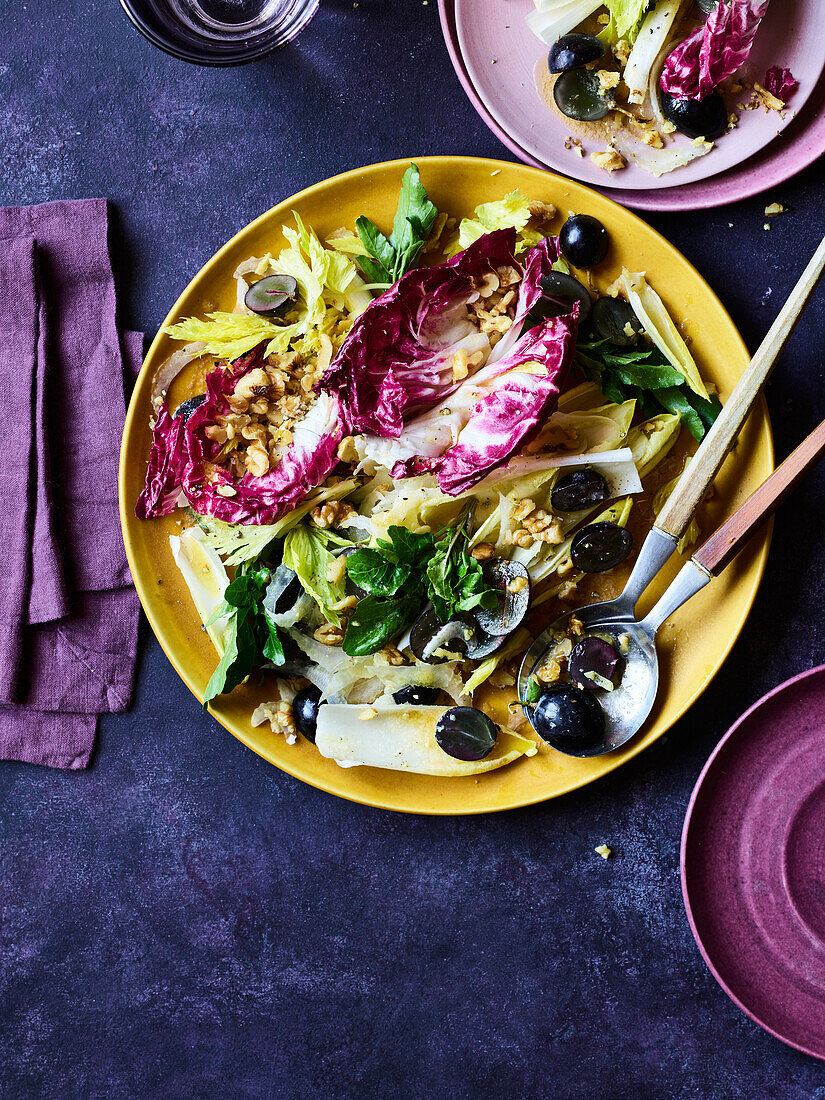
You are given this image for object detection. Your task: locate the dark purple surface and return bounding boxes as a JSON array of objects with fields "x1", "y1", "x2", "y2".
[
  {"x1": 2, "y1": 1, "x2": 825, "y2": 1096},
  {"x1": 683, "y1": 664, "x2": 825, "y2": 1060}
]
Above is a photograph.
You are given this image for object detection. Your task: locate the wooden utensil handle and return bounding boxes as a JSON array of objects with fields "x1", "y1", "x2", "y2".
[
  {"x1": 656, "y1": 235, "x2": 825, "y2": 541},
  {"x1": 693, "y1": 417, "x2": 825, "y2": 575}
]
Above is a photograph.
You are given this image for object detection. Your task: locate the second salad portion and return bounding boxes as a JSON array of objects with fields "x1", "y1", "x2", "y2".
[
  {"x1": 137, "y1": 165, "x2": 720, "y2": 778},
  {"x1": 528, "y1": 0, "x2": 797, "y2": 177}
]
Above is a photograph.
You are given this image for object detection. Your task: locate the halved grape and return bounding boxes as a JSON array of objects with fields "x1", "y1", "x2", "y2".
[
  {"x1": 559, "y1": 214, "x2": 609, "y2": 268},
  {"x1": 392, "y1": 684, "x2": 440, "y2": 706},
  {"x1": 547, "y1": 33, "x2": 605, "y2": 74},
  {"x1": 551, "y1": 469, "x2": 609, "y2": 513},
  {"x1": 435, "y1": 707, "x2": 498, "y2": 761},
  {"x1": 661, "y1": 92, "x2": 727, "y2": 142},
  {"x1": 265, "y1": 565, "x2": 304, "y2": 615},
  {"x1": 173, "y1": 394, "x2": 205, "y2": 422},
  {"x1": 293, "y1": 685, "x2": 323, "y2": 743},
  {"x1": 524, "y1": 271, "x2": 592, "y2": 328},
  {"x1": 554, "y1": 69, "x2": 611, "y2": 122},
  {"x1": 570, "y1": 522, "x2": 632, "y2": 573},
  {"x1": 568, "y1": 636, "x2": 620, "y2": 691},
  {"x1": 532, "y1": 684, "x2": 605, "y2": 753},
  {"x1": 410, "y1": 608, "x2": 503, "y2": 664},
  {"x1": 592, "y1": 297, "x2": 645, "y2": 346},
  {"x1": 244, "y1": 274, "x2": 299, "y2": 316},
  {"x1": 474, "y1": 559, "x2": 531, "y2": 637}
]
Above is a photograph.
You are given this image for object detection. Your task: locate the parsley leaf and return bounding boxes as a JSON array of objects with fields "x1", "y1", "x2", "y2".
[
  {"x1": 203, "y1": 566, "x2": 285, "y2": 706},
  {"x1": 355, "y1": 164, "x2": 438, "y2": 285},
  {"x1": 576, "y1": 338, "x2": 720, "y2": 441}
]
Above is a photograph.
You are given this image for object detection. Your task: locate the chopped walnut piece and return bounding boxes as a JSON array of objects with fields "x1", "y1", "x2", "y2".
[
  {"x1": 568, "y1": 614, "x2": 584, "y2": 636},
  {"x1": 564, "y1": 135, "x2": 584, "y2": 157},
  {"x1": 245, "y1": 443, "x2": 270, "y2": 478},
  {"x1": 471, "y1": 542, "x2": 496, "y2": 561},
  {"x1": 639, "y1": 128, "x2": 664, "y2": 149},
  {"x1": 233, "y1": 367, "x2": 270, "y2": 402},
  {"x1": 591, "y1": 148, "x2": 627, "y2": 174},
  {"x1": 507, "y1": 575, "x2": 528, "y2": 595},
  {"x1": 310, "y1": 500, "x2": 355, "y2": 529},
  {"x1": 613, "y1": 38, "x2": 631, "y2": 66},
  {"x1": 753, "y1": 83, "x2": 784, "y2": 112},
  {"x1": 596, "y1": 69, "x2": 620, "y2": 95},
  {"x1": 764, "y1": 202, "x2": 785, "y2": 216},
  {"x1": 537, "y1": 659, "x2": 562, "y2": 684},
  {"x1": 378, "y1": 646, "x2": 406, "y2": 666},
  {"x1": 513, "y1": 499, "x2": 536, "y2": 523},
  {"x1": 510, "y1": 528, "x2": 533, "y2": 549},
  {"x1": 556, "y1": 578, "x2": 580, "y2": 602},
  {"x1": 451, "y1": 346, "x2": 484, "y2": 382},
  {"x1": 337, "y1": 435, "x2": 359, "y2": 464},
  {"x1": 251, "y1": 700, "x2": 297, "y2": 739},
  {"x1": 528, "y1": 199, "x2": 557, "y2": 223},
  {"x1": 496, "y1": 264, "x2": 521, "y2": 288},
  {"x1": 314, "y1": 623, "x2": 345, "y2": 646}
]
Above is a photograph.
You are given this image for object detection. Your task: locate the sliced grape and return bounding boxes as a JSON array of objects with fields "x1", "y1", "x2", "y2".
[
  {"x1": 244, "y1": 274, "x2": 299, "y2": 316},
  {"x1": 435, "y1": 707, "x2": 498, "y2": 761}
]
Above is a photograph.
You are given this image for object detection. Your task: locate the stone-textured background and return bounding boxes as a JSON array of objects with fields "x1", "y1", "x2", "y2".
[{"x1": 2, "y1": 2, "x2": 825, "y2": 1096}]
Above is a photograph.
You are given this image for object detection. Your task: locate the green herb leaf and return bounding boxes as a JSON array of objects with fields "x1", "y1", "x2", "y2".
[
  {"x1": 611, "y1": 363, "x2": 685, "y2": 390},
  {"x1": 261, "y1": 611, "x2": 285, "y2": 664},
  {"x1": 653, "y1": 386, "x2": 705, "y2": 442},
  {"x1": 342, "y1": 593, "x2": 422, "y2": 657},
  {"x1": 575, "y1": 338, "x2": 720, "y2": 441},
  {"x1": 354, "y1": 216, "x2": 395, "y2": 284},
  {"x1": 355, "y1": 164, "x2": 438, "y2": 286},
  {"x1": 377, "y1": 525, "x2": 435, "y2": 567},
  {"x1": 524, "y1": 675, "x2": 541, "y2": 705},
  {"x1": 202, "y1": 566, "x2": 284, "y2": 705},
  {"x1": 345, "y1": 547, "x2": 410, "y2": 596}
]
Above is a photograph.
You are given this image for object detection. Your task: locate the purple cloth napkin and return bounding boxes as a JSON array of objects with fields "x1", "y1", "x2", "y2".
[{"x1": 0, "y1": 200, "x2": 142, "y2": 769}]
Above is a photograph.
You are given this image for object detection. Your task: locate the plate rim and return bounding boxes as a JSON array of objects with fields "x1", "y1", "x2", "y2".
[
  {"x1": 438, "y1": 0, "x2": 825, "y2": 212},
  {"x1": 119, "y1": 153, "x2": 773, "y2": 815},
  {"x1": 680, "y1": 661, "x2": 825, "y2": 1061}
]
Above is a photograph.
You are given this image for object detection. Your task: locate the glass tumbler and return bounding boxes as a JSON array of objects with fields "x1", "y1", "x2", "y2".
[{"x1": 119, "y1": 0, "x2": 319, "y2": 65}]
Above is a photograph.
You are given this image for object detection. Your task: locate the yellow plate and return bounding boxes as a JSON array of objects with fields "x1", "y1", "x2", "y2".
[{"x1": 119, "y1": 156, "x2": 772, "y2": 815}]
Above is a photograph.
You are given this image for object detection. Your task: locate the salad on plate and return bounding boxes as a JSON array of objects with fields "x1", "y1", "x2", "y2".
[
  {"x1": 527, "y1": 0, "x2": 798, "y2": 177},
  {"x1": 136, "y1": 164, "x2": 721, "y2": 778}
]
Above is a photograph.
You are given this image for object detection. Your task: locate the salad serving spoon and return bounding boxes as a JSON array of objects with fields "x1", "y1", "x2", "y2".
[{"x1": 518, "y1": 233, "x2": 825, "y2": 756}]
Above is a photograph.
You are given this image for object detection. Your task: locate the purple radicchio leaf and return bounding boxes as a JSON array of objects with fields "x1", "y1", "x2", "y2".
[
  {"x1": 660, "y1": 0, "x2": 769, "y2": 101},
  {"x1": 361, "y1": 310, "x2": 577, "y2": 491},
  {"x1": 136, "y1": 346, "x2": 341, "y2": 525},
  {"x1": 764, "y1": 65, "x2": 798, "y2": 101},
  {"x1": 318, "y1": 228, "x2": 522, "y2": 437}
]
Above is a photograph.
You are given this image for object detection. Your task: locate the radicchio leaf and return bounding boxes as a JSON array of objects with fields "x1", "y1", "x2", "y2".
[
  {"x1": 486, "y1": 235, "x2": 560, "y2": 363},
  {"x1": 434, "y1": 314, "x2": 577, "y2": 495},
  {"x1": 660, "y1": 0, "x2": 769, "y2": 101},
  {"x1": 764, "y1": 65, "x2": 798, "y2": 101},
  {"x1": 358, "y1": 312, "x2": 576, "y2": 492},
  {"x1": 136, "y1": 347, "x2": 341, "y2": 525},
  {"x1": 135, "y1": 404, "x2": 189, "y2": 519},
  {"x1": 319, "y1": 229, "x2": 523, "y2": 437}
]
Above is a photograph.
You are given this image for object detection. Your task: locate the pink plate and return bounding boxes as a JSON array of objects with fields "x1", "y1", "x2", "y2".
[
  {"x1": 682, "y1": 663, "x2": 825, "y2": 1060},
  {"x1": 440, "y1": 0, "x2": 825, "y2": 208}
]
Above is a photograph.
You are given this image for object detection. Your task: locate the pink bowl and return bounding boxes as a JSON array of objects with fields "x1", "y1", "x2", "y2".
[
  {"x1": 439, "y1": 0, "x2": 825, "y2": 211},
  {"x1": 682, "y1": 663, "x2": 825, "y2": 1060}
]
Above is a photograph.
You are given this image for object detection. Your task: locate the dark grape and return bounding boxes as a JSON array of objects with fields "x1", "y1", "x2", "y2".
[{"x1": 435, "y1": 707, "x2": 498, "y2": 761}]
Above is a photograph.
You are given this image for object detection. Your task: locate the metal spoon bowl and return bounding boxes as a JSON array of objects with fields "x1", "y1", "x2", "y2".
[{"x1": 519, "y1": 614, "x2": 659, "y2": 757}]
